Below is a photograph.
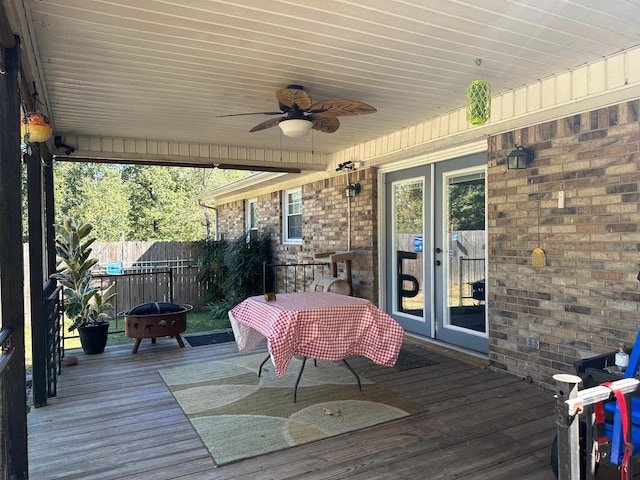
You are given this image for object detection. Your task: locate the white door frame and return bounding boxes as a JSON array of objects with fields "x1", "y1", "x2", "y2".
[{"x1": 377, "y1": 140, "x2": 487, "y2": 342}]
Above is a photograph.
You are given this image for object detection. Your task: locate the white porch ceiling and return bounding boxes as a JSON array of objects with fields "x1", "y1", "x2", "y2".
[{"x1": 6, "y1": 0, "x2": 640, "y2": 168}]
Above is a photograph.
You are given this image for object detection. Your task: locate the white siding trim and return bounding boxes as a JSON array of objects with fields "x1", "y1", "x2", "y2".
[{"x1": 332, "y1": 46, "x2": 640, "y2": 172}]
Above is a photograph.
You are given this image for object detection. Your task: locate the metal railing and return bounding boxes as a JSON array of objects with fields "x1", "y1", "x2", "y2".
[
  {"x1": 94, "y1": 258, "x2": 195, "y2": 275},
  {"x1": 554, "y1": 373, "x2": 640, "y2": 480},
  {"x1": 458, "y1": 257, "x2": 484, "y2": 304},
  {"x1": 44, "y1": 281, "x2": 63, "y2": 400},
  {"x1": 263, "y1": 261, "x2": 331, "y2": 294},
  {"x1": 62, "y1": 269, "x2": 176, "y2": 342},
  {"x1": 31, "y1": 279, "x2": 63, "y2": 408},
  {"x1": 60, "y1": 265, "x2": 202, "y2": 344},
  {"x1": 0, "y1": 327, "x2": 14, "y2": 479}
]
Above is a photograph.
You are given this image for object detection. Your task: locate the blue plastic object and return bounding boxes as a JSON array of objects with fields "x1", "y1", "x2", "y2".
[
  {"x1": 413, "y1": 235, "x2": 423, "y2": 252},
  {"x1": 106, "y1": 261, "x2": 124, "y2": 275},
  {"x1": 605, "y1": 333, "x2": 640, "y2": 465}
]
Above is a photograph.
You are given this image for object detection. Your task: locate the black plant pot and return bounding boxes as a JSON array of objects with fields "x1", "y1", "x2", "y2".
[{"x1": 78, "y1": 323, "x2": 109, "y2": 354}]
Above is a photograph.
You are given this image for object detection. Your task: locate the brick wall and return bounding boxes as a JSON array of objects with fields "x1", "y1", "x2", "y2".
[
  {"x1": 216, "y1": 168, "x2": 379, "y2": 302},
  {"x1": 215, "y1": 99, "x2": 640, "y2": 386},
  {"x1": 487, "y1": 100, "x2": 640, "y2": 385},
  {"x1": 216, "y1": 199, "x2": 246, "y2": 240}
]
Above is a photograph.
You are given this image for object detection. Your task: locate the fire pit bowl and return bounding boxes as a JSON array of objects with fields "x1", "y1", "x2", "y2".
[{"x1": 123, "y1": 302, "x2": 193, "y2": 354}]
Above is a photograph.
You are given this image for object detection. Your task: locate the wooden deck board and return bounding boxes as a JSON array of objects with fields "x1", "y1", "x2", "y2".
[{"x1": 28, "y1": 338, "x2": 558, "y2": 479}]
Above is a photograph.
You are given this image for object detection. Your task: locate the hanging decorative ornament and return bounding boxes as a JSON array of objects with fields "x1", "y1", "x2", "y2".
[
  {"x1": 465, "y1": 59, "x2": 491, "y2": 126},
  {"x1": 466, "y1": 79, "x2": 491, "y2": 125},
  {"x1": 21, "y1": 111, "x2": 53, "y2": 143}
]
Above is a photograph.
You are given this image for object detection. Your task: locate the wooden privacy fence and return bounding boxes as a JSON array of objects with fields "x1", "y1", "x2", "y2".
[
  {"x1": 397, "y1": 230, "x2": 485, "y2": 283},
  {"x1": 92, "y1": 266, "x2": 202, "y2": 316},
  {"x1": 92, "y1": 241, "x2": 205, "y2": 313},
  {"x1": 24, "y1": 241, "x2": 205, "y2": 321}
]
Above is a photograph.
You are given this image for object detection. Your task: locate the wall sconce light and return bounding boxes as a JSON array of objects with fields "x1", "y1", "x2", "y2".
[
  {"x1": 345, "y1": 182, "x2": 361, "y2": 198},
  {"x1": 507, "y1": 145, "x2": 534, "y2": 170}
]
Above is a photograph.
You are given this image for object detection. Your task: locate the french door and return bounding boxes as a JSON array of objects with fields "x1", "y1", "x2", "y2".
[{"x1": 385, "y1": 153, "x2": 488, "y2": 353}]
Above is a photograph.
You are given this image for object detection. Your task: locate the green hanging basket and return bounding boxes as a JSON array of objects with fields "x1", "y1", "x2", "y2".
[{"x1": 466, "y1": 80, "x2": 491, "y2": 125}]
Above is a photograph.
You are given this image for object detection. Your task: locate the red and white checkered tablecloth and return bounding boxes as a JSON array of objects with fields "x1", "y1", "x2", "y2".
[{"x1": 228, "y1": 292, "x2": 405, "y2": 376}]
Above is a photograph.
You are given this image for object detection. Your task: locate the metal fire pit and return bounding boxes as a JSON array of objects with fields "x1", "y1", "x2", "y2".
[{"x1": 123, "y1": 302, "x2": 193, "y2": 354}]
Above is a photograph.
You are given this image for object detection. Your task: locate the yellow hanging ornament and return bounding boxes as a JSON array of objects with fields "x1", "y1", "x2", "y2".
[
  {"x1": 531, "y1": 198, "x2": 546, "y2": 266},
  {"x1": 531, "y1": 247, "x2": 546, "y2": 266}
]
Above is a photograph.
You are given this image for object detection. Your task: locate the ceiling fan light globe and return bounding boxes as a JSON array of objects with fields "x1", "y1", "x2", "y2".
[{"x1": 279, "y1": 119, "x2": 312, "y2": 137}]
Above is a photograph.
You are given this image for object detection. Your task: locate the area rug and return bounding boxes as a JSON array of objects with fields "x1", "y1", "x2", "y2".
[
  {"x1": 159, "y1": 354, "x2": 423, "y2": 466},
  {"x1": 184, "y1": 331, "x2": 235, "y2": 347}
]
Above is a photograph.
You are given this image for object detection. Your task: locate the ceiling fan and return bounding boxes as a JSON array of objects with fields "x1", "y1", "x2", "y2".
[{"x1": 218, "y1": 85, "x2": 376, "y2": 138}]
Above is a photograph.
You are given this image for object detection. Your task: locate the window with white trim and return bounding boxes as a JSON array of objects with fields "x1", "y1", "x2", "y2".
[
  {"x1": 246, "y1": 198, "x2": 258, "y2": 234},
  {"x1": 283, "y1": 188, "x2": 302, "y2": 244}
]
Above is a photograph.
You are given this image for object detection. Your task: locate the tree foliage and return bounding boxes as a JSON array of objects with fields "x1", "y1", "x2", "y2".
[
  {"x1": 54, "y1": 163, "x2": 129, "y2": 241},
  {"x1": 394, "y1": 181, "x2": 423, "y2": 234},
  {"x1": 449, "y1": 182, "x2": 485, "y2": 231},
  {"x1": 52, "y1": 162, "x2": 249, "y2": 241},
  {"x1": 392, "y1": 179, "x2": 485, "y2": 235},
  {"x1": 193, "y1": 232, "x2": 272, "y2": 309}
]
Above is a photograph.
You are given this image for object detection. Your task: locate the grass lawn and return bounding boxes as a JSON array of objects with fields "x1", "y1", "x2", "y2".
[
  {"x1": 69, "y1": 310, "x2": 230, "y2": 347},
  {"x1": 25, "y1": 310, "x2": 231, "y2": 375}
]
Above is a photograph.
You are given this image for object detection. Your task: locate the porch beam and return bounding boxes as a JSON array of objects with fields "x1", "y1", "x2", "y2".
[
  {"x1": 0, "y1": 40, "x2": 28, "y2": 479},
  {"x1": 55, "y1": 153, "x2": 306, "y2": 174},
  {"x1": 52, "y1": 135, "x2": 328, "y2": 172},
  {"x1": 0, "y1": 3, "x2": 16, "y2": 48}
]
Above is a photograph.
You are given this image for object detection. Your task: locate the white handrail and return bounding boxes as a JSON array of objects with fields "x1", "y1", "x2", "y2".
[{"x1": 554, "y1": 374, "x2": 640, "y2": 480}]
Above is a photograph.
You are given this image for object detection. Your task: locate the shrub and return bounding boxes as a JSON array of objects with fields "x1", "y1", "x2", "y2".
[{"x1": 194, "y1": 232, "x2": 271, "y2": 308}]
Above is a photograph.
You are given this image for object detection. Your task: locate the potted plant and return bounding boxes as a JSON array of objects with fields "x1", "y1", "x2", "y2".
[{"x1": 51, "y1": 218, "x2": 116, "y2": 354}]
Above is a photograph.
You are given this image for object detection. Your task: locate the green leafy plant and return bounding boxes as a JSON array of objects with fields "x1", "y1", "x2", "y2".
[
  {"x1": 193, "y1": 238, "x2": 229, "y2": 304},
  {"x1": 222, "y1": 233, "x2": 271, "y2": 305},
  {"x1": 194, "y1": 231, "x2": 271, "y2": 310},
  {"x1": 51, "y1": 218, "x2": 116, "y2": 331}
]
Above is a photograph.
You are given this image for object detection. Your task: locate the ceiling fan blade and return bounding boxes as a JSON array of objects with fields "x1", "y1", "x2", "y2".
[
  {"x1": 249, "y1": 116, "x2": 285, "y2": 132},
  {"x1": 216, "y1": 111, "x2": 283, "y2": 118},
  {"x1": 312, "y1": 115, "x2": 340, "y2": 133},
  {"x1": 276, "y1": 87, "x2": 312, "y2": 110},
  {"x1": 310, "y1": 100, "x2": 377, "y2": 117}
]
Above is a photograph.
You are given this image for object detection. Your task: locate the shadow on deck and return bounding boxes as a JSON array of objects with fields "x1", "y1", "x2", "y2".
[{"x1": 27, "y1": 337, "x2": 556, "y2": 479}]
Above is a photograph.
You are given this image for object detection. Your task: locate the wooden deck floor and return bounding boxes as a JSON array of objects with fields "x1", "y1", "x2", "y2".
[{"x1": 27, "y1": 337, "x2": 557, "y2": 479}]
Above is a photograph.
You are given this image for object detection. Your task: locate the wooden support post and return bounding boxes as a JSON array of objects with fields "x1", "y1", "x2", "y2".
[
  {"x1": 27, "y1": 145, "x2": 49, "y2": 407},
  {"x1": 0, "y1": 39, "x2": 29, "y2": 479},
  {"x1": 43, "y1": 158, "x2": 57, "y2": 275},
  {"x1": 553, "y1": 373, "x2": 585, "y2": 480}
]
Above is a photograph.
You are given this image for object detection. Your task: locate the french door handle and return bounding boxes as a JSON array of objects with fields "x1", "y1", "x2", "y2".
[{"x1": 435, "y1": 260, "x2": 442, "y2": 266}]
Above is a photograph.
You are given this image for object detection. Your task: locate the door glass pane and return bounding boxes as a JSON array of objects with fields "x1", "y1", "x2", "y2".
[
  {"x1": 445, "y1": 173, "x2": 485, "y2": 333},
  {"x1": 393, "y1": 179, "x2": 424, "y2": 317}
]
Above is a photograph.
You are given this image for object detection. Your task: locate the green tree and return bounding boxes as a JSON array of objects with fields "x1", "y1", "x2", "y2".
[
  {"x1": 449, "y1": 182, "x2": 485, "y2": 231},
  {"x1": 394, "y1": 181, "x2": 423, "y2": 234},
  {"x1": 54, "y1": 163, "x2": 129, "y2": 241},
  {"x1": 123, "y1": 165, "x2": 182, "y2": 240},
  {"x1": 184, "y1": 168, "x2": 250, "y2": 239},
  {"x1": 53, "y1": 161, "x2": 250, "y2": 241}
]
